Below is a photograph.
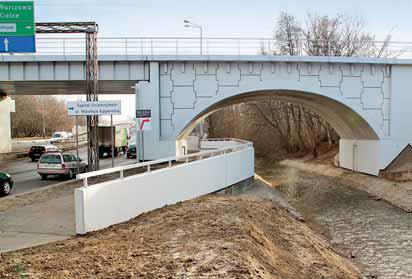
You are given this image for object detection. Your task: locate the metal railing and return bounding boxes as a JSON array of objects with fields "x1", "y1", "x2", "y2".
[
  {"x1": 77, "y1": 138, "x2": 253, "y2": 187},
  {"x1": 3, "y1": 37, "x2": 412, "y2": 58}
]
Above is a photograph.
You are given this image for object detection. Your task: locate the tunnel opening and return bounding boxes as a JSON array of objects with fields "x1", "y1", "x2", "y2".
[
  {"x1": 174, "y1": 89, "x2": 380, "y2": 174},
  {"x1": 177, "y1": 89, "x2": 378, "y2": 153}
]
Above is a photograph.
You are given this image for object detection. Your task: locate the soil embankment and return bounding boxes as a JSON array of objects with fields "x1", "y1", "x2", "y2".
[{"x1": 0, "y1": 193, "x2": 361, "y2": 278}]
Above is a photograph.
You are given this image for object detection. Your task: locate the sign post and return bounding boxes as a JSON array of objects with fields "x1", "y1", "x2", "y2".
[
  {"x1": 75, "y1": 115, "x2": 79, "y2": 175},
  {"x1": 68, "y1": 100, "x2": 122, "y2": 170},
  {"x1": 136, "y1": 109, "x2": 152, "y2": 162},
  {"x1": 0, "y1": 1, "x2": 36, "y2": 53},
  {"x1": 110, "y1": 115, "x2": 114, "y2": 168}
]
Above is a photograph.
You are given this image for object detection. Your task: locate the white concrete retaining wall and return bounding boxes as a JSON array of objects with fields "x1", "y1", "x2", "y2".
[
  {"x1": 339, "y1": 139, "x2": 380, "y2": 175},
  {"x1": 75, "y1": 145, "x2": 254, "y2": 234},
  {"x1": 200, "y1": 139, "x2": 244, "y2": 149}
]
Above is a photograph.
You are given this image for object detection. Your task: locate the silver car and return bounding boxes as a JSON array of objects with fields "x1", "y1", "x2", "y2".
[{"x1": 37, "y1": 152, "x2": 87, "y2": 180}]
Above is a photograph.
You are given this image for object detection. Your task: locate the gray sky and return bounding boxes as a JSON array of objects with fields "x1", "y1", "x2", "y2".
[
  {"x1": 34, "y1": 0, "x2": 412, "y2": 120},
  {"x1": 35, "y1": 0, "x2": 412, "y2": 40}
]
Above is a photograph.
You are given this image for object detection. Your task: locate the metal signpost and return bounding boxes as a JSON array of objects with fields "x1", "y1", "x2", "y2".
[
  {"x1": 68, "y1": 100, "x2": 121, "y2": 170},
  {"x1": 136, "y1": 109, "x2": 152, "y2": 162},
  {"x1": 35, "y1": 22, "x2": 100, "y2": 171},
  {"x1": 0, "y1": 1, "x2": 36, "y2": 53}
]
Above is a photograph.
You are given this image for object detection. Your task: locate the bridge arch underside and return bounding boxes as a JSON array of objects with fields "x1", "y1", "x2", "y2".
[
  {"x1": 174, "y1": 89, "x2": 387, "y2": 176},
  {"x1": 177, "y1": 90, "x2": 379, "y2": 141}
]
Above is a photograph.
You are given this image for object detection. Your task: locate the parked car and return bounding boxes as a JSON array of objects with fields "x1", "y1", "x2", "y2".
[
  {"x1": 0, "y1": 171, "x2": 13, "y2": 196},
  {"x1": 37, "y1": 152, "x2": 87, "y2": 180},
  {"x1": 127, "y1": 144, "x2": 137, "y2": 159},
  {"x1": 28, "y1": 144, "x2": 59, "y2": 162},
  {"x1": 50, "y1": 131, "x2": 70, "y2": 144}
]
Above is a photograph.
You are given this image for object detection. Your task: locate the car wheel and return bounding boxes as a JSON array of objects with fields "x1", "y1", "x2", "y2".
[
  {"x1": 40, "y1": 174, "x2": 48, "y2": 180},
  {"x1": 0, "y1": 180, "x2": 12, "y2": 196}
]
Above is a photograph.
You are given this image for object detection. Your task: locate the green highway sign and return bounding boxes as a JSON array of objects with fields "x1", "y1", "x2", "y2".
[{"x1": 0, "y1": 1, "x2": 35, "y2": 36}]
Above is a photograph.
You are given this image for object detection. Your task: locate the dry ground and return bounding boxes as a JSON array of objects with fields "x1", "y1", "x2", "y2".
[{"x1": 0, "y1": 194, "x2": 361, "y2": 279}]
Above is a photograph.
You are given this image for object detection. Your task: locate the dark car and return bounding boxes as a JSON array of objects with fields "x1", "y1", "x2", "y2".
[
  {"x1": 0, "y1": 171, "x2": 13, "y2": 196},
  {"x1": 28, "y1": 145, "x2": 59, "y2": 162},
  {"x1": 127, "y1": 144, "x2": 137, "y2": 159}
]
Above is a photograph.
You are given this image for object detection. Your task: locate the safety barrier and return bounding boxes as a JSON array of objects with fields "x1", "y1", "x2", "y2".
[
  {"x1": 2, "y1": 37, "x2": 412, "y2": 58},
  {"x1": 74, "y1": 139, "x2": 254, "y2": 234}
]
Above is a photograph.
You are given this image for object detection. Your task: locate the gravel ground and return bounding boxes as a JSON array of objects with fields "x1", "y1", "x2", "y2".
[{"x1": 0, "y1": 193, "x2": 361, "y2": 279}]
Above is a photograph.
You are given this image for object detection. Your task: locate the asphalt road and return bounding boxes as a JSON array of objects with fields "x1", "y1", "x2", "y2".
[{"x1": 0, "y1": 147, "x2": 136, "y2": 196}]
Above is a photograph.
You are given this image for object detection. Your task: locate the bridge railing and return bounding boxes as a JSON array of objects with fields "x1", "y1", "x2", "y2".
[
  {"x1": 76, "y1": 138, "x2": 253, "y2": 188},
  {"x1": 4, "y1": 37, "x2": 412, "y2": 58}
]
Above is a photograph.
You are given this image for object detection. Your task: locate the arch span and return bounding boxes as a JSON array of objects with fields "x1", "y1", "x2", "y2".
[
  {"x1": 135, "y1": 60, "x2": 405, "y2": 176},
  {"x1": 176, "y1": 90, "x2": 380, "y2": 141}
]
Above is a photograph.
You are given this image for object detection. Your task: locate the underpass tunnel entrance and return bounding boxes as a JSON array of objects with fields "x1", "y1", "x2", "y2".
[{"x1": 175, "y1": 90, "x2": 380, "y2": 174}]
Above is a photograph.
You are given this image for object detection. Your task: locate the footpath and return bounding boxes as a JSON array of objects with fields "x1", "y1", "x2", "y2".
[{"x1": 0, "y1": 181, "x2": 78, "y2": 253}]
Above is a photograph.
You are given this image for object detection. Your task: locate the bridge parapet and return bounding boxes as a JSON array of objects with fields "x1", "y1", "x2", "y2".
[{"x1": 0, "y1": 37, "x2": 411, "y2": 58}]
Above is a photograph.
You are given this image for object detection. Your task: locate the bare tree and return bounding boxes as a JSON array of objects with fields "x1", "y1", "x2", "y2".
[
  {"x1": 274, "y1": 12, "x2": 303, "y2": 55},
  {"x1": 11, "y1": 96, "x2": 82, "y2": 138},
  {"x1": 274, "y1": 12, "x2": 393, "y2": 57},
  {"x1": 209, "y1": 12, "x2": 391, "y2": 158}
]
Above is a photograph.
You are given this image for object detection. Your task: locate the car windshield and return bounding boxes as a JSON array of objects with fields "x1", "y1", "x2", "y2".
[
  {"x1": 52, "y1": 133, "x2": 62, "y2": 138},
  {"x1": 40, "y1": 155, "x2": 62, "y2": 164}
]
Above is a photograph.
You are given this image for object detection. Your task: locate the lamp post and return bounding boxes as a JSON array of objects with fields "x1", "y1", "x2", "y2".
[{"x1": 184, "y1": 20, "x2": 203, "y2": 55}]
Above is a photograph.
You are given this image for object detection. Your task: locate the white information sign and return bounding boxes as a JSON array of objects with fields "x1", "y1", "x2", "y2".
[{"x1": 67, "y1": 101, "x2": 121, "y2": 116}]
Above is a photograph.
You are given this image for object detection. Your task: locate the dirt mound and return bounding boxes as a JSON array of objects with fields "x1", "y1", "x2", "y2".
[{"x1": 0, "y1": 195, "x2": 361, "y2": 279}]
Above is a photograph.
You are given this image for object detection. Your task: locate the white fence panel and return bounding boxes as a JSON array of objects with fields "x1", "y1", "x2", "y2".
[
  {"x1": 226, "y1": 148, "x2": 255, "y2": 186},
  {"x1": 75, "y1": 146, "x2": 254, "y2": 234}
]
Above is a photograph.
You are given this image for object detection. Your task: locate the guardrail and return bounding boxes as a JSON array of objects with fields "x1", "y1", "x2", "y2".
[
  {"x1": 2, "y1": 37, "x2": 412, "y2": 58},
  {"x1": 77, "y1": 138, "x2": 252, "y2": 187}
]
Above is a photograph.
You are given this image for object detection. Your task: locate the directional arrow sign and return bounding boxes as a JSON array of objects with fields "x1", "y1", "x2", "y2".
[
  {"x1": 67, "y1": 101, "x2": 122, "y2": 116},
  {"x1": 0, "y1": 36, "x2": 35, "y2": 53},
  {"x1": 0, "y1": 1, "x2": 35, "y2": 53},
  {"x1": 3, "y1": 38, "x2": 8, "y2": 52}
]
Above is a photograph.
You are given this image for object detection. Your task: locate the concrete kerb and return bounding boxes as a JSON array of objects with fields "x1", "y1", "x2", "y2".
[{"x1": 4, "y1": 179, "x2": 78, "y2": 200}]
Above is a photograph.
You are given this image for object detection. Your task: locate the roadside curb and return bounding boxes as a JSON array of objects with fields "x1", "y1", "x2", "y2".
[{"x1": 4, "y1": 179, "x2": 77, "y2": 200}]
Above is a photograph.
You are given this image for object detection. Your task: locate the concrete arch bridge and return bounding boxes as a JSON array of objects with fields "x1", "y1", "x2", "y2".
[{"x1": 136, "y1": 56, "x2": 412, "y2": 176}]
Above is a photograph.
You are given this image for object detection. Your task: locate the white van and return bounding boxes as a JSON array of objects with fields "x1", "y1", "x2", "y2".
[{"x1": 50, "y1": 131, "x2": 70, "y2": 144}]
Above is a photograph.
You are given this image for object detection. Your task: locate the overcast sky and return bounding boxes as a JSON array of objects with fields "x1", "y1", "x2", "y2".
[
  {"x1": 33, "y1": 0, "x2": 412, "y2": 120},
  {"x1": 35, "y1": 0, "x2": 412, "y2": 40}
]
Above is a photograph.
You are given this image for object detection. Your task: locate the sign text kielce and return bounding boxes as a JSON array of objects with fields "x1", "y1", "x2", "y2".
[
  {"x1": 67, "y1": 101, "x2": 122, "y2": 116},
  {"x1": 0, "y1": 1, "x2": 35, "y2": 36}
]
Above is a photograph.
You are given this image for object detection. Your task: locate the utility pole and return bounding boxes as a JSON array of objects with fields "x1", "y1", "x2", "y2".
[{"x1": 41, "y1": 96, "x2": 46, "y2": 138}]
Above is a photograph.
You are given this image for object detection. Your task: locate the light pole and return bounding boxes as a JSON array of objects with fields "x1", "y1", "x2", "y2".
[{"x1": 184, "y1": 20, "x2": 203, "y2": 55}]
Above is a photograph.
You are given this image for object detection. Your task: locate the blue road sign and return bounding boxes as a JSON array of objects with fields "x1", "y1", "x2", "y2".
[{"x1": 0, "y1": 36, "x2": 35, "y2": 53}]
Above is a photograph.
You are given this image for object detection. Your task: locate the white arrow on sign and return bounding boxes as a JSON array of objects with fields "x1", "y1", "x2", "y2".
[
  {"x1": 25, "y1": 26, "x2": 32, "y2": 30},
  {"x1": 3, "y1": 38, "x2": 8, "y2": 52}
]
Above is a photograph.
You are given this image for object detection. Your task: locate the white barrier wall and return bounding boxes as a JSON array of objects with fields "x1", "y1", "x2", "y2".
[
  {"x1": 75, "y1": 146, "x2": 254, "y2": 234},
  {"x1": 200, "y1": 140, "x2": 244, "y2": 149}
]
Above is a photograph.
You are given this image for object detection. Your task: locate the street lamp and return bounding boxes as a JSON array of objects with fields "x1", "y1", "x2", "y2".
[{"x1": 184, "y1": 19, "x2": 203, "y2": 55}]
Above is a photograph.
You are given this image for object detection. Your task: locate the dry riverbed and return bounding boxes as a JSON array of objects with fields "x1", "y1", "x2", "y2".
[{"x1": 255, "y1": 155, "x2": 412, "y2": 278}]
